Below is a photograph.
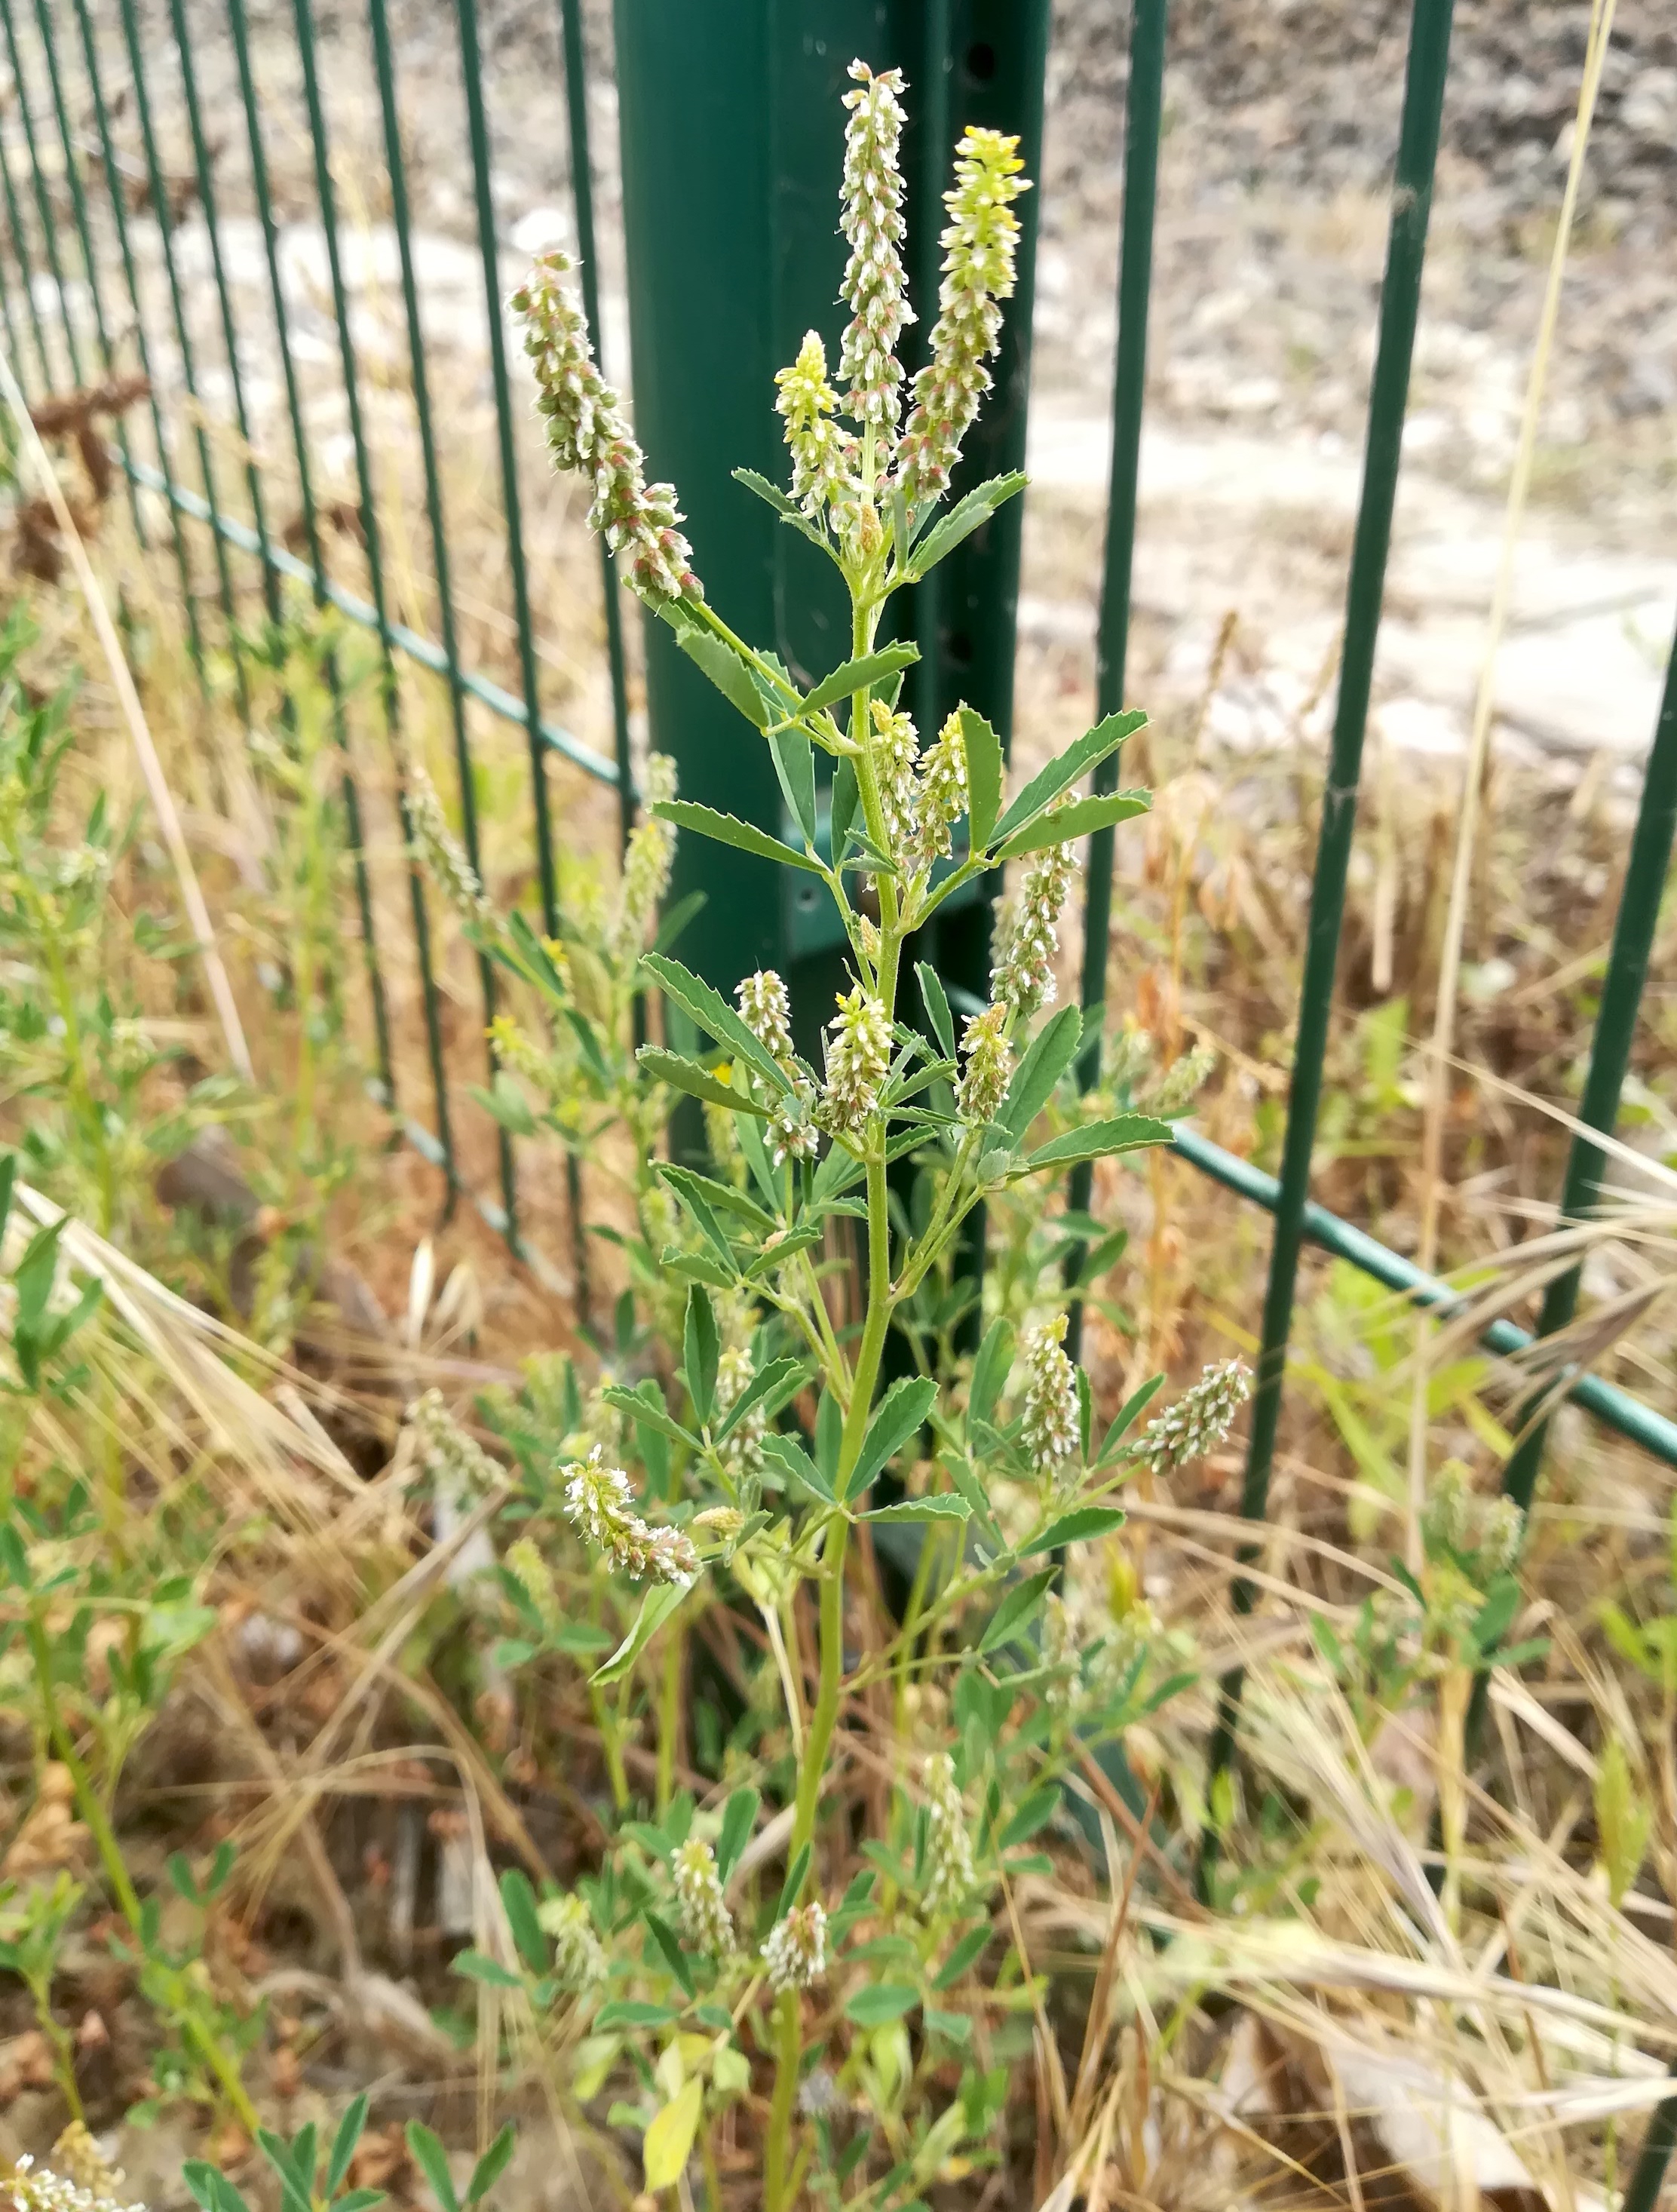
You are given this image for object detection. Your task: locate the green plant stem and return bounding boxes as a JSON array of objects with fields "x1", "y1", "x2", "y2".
[
  {"x1": 26, "y1": 1609, "x2": 260, "y2": 2135},
  {"x1": 763, "y1": 1987, "x2": 803, "y2": 2212},
  {"x1": 655, "y1": 1622, "x2": 681, "y2": 1815}
]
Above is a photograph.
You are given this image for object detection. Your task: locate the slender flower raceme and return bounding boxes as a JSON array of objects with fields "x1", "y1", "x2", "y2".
[
  {"x1": 5, "y1": 2155, "x2": 144, "y2": 2212},
  {"x1": 673, "y1": 1836, "x2": 736, "y2": 1956},
  {"x1": 991, "y1": 839, "x2": 1075, "y2": 1017},
  {"x1": 408, "y1": 764, "x2": 495, "y2": 931},
  {"x1": 774, "y1": 330, "x2": 857, "y2": 522},
  {"x1": 921, "y1": 1751, "x2": 975, "y2": 1915},
  {"x1": 562, "y1": 1445, "x2": 698, "y2": 1588},
  {"x1": 1141, "y1": 1358, "x2": 1252, "y2": 1477},
  {"x1": 716, "y1": 1342, "x2": 767, "y2": 1474},
  {"x1": 910, "y1": 709, "x2": 970, "y2": 868},
  {"x1": 614, "y1": 753, "x2": 679, "y2": 956},
  {"x1": 956, "y1": 1002, "x2": 1013, "y2": 1127},
  {"x1": 738, "y1": 968, "x2": 796, "y2": 1066},
  {"x1": 871, "y1": 699, "x2": 921, "y2": 866},
  {"x1": 512, "y1": 252, "x2": 699, "y2": 606},
  {"x1": 897, "y1": 127, "x2": 1029, "y2": 508},
  {"x1": 838, "y1": 62, "x2": 912, "y2": 462},
  {"x1": 1022, "y1": 1312, "x2": 1080, "y2": 1479},
  {"x1": 763, "y1": 1900, "x2": 828, "y2": 1992},
  {"x1": 820, "y1": 983, "x2": 893, "y2": 1136}
]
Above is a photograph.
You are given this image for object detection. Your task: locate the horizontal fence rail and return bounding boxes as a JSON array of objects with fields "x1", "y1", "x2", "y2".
[{"x1": 3, "y1": 14, "x2": 1675, "y2": 2184}]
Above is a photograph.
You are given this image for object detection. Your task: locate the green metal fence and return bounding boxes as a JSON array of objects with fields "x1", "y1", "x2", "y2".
[{"x1": 3, "y1": 2, "x2": 1676, "y2": 2190}]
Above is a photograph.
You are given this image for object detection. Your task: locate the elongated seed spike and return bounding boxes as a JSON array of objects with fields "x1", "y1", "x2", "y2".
[
  {"x1": 838, "y1": 62, "x2": 913, "y2": 458},
  {"x1": 897, "y1": 127, "x2": 1029, "y2": 509},
  {"x1": 956, "y1": 1001, "x2": 1013, "y2": 1126},
  {"x1": 1022, "y1": 1312, "x2": 1080, "y2": 1477},
  {"x1": 673, "y1": 1836, "x2": 736, "y2": 1956},
  {"x1": 819, "y1": 983, "x2": 893, "y2": 1134},
  {"x1": 922, "y1": 1751, "x2": 976, "y2": 1915},
  {"x1": 615, "y1": 753, "x2": 679, "y2": 956},
  {"x1": 512, "y1": 252, "x2": 701, "y2": 606},
  {"x1": 1142, "y1": 1358, "x2": 1252, "y2": 1476},
  {"x1": 990, "y1": 840, "x2": 1075, "y2": 1017},
  {"x1": 774, "y1": 330, "x2": 859, "y2": 520},
  {"x1": 763, "y1": 1898, "x2": 827, "y2": 1991}
]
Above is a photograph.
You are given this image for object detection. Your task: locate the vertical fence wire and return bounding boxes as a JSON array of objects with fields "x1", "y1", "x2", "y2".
[
  {"x1": 66, "y1": 0, "x2": 204, "y2": 670},
  {"x1": 223, "y1": 0, "x2": 397, "y2": 1105},
  {"x1": 558, "y1": 0, "x2": 635, "y2": 862},
  {"x1": 0, "y1": 6, "x2": 84, "y2": 389},
  {"x1": 0, "y1": 17, "x2": 60, "y2": 389},
  {"x1": 1197, "y1": 0, "x2": 1458, "y2": 1886},
  {"x1": 112, "y1": 0, "x2": 254, "y2": 729},
  {"x1": 290, "y1": 0, "x2": 456, "y2": 1185},
  {"x1": 366, "y1": 0, "x2": 518, "y2": 1235},
  {"x1": 1063, "y1": 0, "x2": 1167, "y2": 1364},
  {"x1": 1498, "y1": 618, "x2": 1677, "y2": 1519},
  {"x1": 28, "y1": 0, "x2": 147, "y2": 548},
  {"x1": 456, "y1": 0, "x2": 560, "y2": 950}
]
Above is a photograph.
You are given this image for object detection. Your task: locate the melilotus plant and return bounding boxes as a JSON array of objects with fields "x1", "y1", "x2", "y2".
[{"x1": 404, "y1": 63, "x2": 1254, "y2": 2210}]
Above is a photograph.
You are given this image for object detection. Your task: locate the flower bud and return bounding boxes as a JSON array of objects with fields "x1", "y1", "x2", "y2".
[
  {"x1": 673, "y1": 1836, "x2": 736, "y2": 1957},
  {"x1": 956, "y1": 1002, "x2": 1013, "y2": 1127}
]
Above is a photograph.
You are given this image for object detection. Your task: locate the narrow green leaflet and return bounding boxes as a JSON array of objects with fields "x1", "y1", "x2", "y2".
[
  {"x1": 731, "y1": 465, "x2": 832, "y2": 556},
  {"x1": 658, "y1": 600, "x2": 767, "y2": 726},
  {"x1": 978, "y1": 1568, "x2": 1058, "y2": 1655},
  {"x1": 653, "y1": 800, "x2": 821, "y2": 874},
  {"x1": 1022, "y1": 1506, "x2": 1126, "y2": 1555},
  {"x1": 637, "y1": 1046, "x2": 773, "y2": 1120},
  {"x1": 593, "y1": 1584, "x2": 687, "y2": 1686},
  {"x1": 1019, "y1": 1115, "x2": 1171, "y2": 1172},
  {"x1": 643, "y1": 1910, "x2": 697, "y2": 1997},
  {"x1": 843, "y1": 1984, "x2": 919, "y2": 2026},
  {"x1": 660, "y1": 1159, "x2": 777, "y2": 1232},
  {"x1": 759, "y1": 1431, "x2": 835, "y2": 1505},
  {"x1": 998, "y1": 1004, "x2": 1084, "y2": 1141},
  {"x1": 1095, "y1": 1374, "x2": 1164, "y2": 1466},
  {"x1": 802, "y1": 640, "x2": 920, "y2": 716},
  {"x1": 932, "y1": 1926, "x2": 990, "y2": 1989},
  {"x1": 499, "y1": 1868, "x2": 547, "y2": 1973},
  {"x1": 685, "y1": 1286, "x2": 719, "y2": 1425},
  {"x1": 716, "y1": 1785, "x2": 759, "y2": 1878},
  {"x1": 903, "y1": 471, "x2": 1027, "y2": 581},
  {"x1": 994, "y1": 788, "x2": 1149, "y2": 861},
  {"x1": 642, "y1": 953, "x2": 793, "y2": 1095},
  {"x1": 715, "y1": 1355, "x2": 810, "y2": 1443},
  {"x1": 845, "y1": 1373, "x2": 938, "y2": 1501},
  {"x1": 768, "y1": 722, "x2": 818, "y2": 843},
  {"x1": 602, "y1": 1383, "x2": 699, "y2": 1454},
  {"x1": 990, "y1": 709, "x2": 1148, "y2": 849},
  {"x1": 958, "y1": 704, "x2": 1003, "y2": 857},
  {"x1": 859, "y1": 1495, "x2": 972, "y2": 1525},
  {"x1": 915, "y1": 960, "x2": 956, "y2": 1059}
]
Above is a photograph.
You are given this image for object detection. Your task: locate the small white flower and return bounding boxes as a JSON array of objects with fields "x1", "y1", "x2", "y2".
[
  {"x1": 820, "y1": 983, "x2": 893, "y2": 1136},
  {"x1": 1142, "y1": 1358, "x2": 1252, "y2": 1476},
  {"x1": 763, "y1": 1899, "x2": 827, "y2": 1992},
  {"x1": 1022, "y1": 1313, "x2": 1080, "y2": 1478},
  {"x1": 673, "y1": 1837, "x2": 735, "y2": 1957}
]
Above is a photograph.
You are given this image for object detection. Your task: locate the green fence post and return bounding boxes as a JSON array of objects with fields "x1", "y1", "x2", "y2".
[
  {"x1": 1064, "y1": 0, "x2": 1167, "y2": 1363},
  {"x1": 612, "y1": 0, "x2": 1046, "y2": 1032},
  {"x1": 1500, "y1": 621, "x2": 1677, "y2": 1516},
  {"x1": 0, "y1": 4, "x2": 84, "y2": 389},
  {"x1": 1197, "y1": 0, "x2": 1455, "y2": 1894}
]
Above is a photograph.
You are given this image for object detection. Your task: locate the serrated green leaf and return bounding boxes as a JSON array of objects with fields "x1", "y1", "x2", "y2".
[
  {"x1": 1022, "y1": 1506, "x2": 1125, "y2": 1554},
  {"x1": 716, "y1": 1786, "x2": 759, "y2": 1879},
  {"x1": 915, "y1": 961, "x2": 956, "y2": 1060},
  {"x1": 602, "y1": 1383, "x2": 701, "y2": 1454},
  {"x1": 1019, "y1": 1115, "x2": 1171, "y2": 1172},
  {"x1": 715, "y1": 1355, "x2": 809, "y2": 1444},
  {"x1": 978, "y1": 1568, "x2": 1058, "y2": 1655},
  {"x1": 846, "y1": 1373, "x2": 938, "y2": 1502},
  {"x1": 958, "y1": 704, "x2": 1003, "y2": 857},
  {"x1": 994, "y1": 788, "x2": 1150, "y2": 861},
  {"x1": 637, "y1": 1045, "x2": 773, "y2": 1120},
  {"x1": 931, "y1": 1925, "x2": 990, "y2": 1989},
  {"x1": 684, "y1": 1285, "x2": 719, "y2": 1425},
  {"x1": 768, "y1": 723, "x2": 818, "y2": 843},
  {"x1": 802, "y1": 640, "x2": 920, "y2": 716},
  {"x1": 904, "y1": 472, "x2": 1028, "y2": 581},
  {"x1": 451, "y1": 1947, "x2": 523, "y2": 1990},
  {"x1": 990, "y1": 709, "x2": 1147, "y2": 849},
  {"x1": 860, "y1": 1496, "x2": 972, "y2": 1525},
  {"x1": 642, "y1": 953, "x2": 793, "y2": 1095},
  {"x1": 759, "y1": 1431, "x2": 835, "y2": 1504},
  {"x1": 658, "y1": 600, "x2": 766, "y2": 726},
  {"x1": 843, "y1": 1983, "x2": 918, "y2": 2026},
  {"x1": 653, "y1": 799, "x2": 820, "y2": 873},
  {"x1": 593, "y1": 1584, "x2": 687, "y2": 1685},
  {"x1": 998, "y1": 1005, "x2": 1084, "y2": 1141}
]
